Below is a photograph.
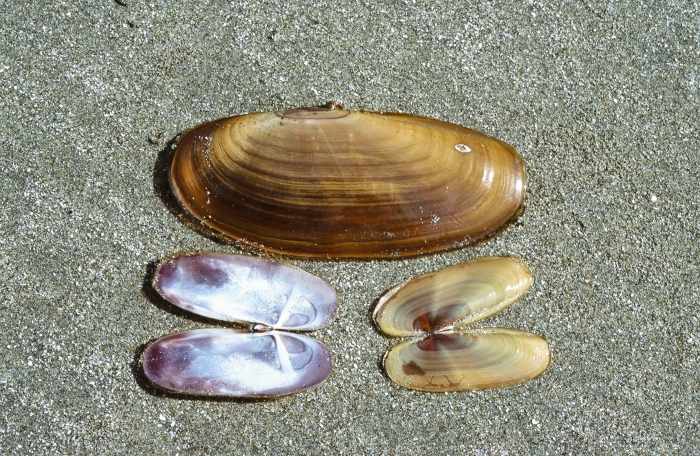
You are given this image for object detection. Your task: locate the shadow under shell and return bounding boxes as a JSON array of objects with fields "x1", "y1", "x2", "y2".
[{"x1": 143, "y1": 328, "x2": 333, "y2": 397}]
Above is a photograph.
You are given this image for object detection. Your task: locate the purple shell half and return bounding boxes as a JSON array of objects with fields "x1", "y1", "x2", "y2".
[
  {"x1": 143, "y1": 328, "x2": 333, "y2": 397},
  {"x1": 153, "y1": 252, "x2": 338, "y2": 330}
]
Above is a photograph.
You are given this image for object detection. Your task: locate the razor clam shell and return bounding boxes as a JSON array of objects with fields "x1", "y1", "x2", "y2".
[
  {"x1": 383, "y1": 329, "x2": 551, "y2": 392},
  {"x1": 153, "y1": 252, "x2": 338, "y2": 330},
  {"x1": 143, "y1": 328, "x2": 333, "y2": 397},
  {"x1": 373, "y1": 257, "x2": 533, "y2": 337},
  {"x1": 170, "y1": 108, "x2": 525, "y2": 258}
]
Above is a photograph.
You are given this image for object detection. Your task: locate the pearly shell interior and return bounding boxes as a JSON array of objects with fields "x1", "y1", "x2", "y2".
[
  {"x1": 170, "y1": 108, "x2": 525, "y2": 258},
  {"x1": 143, "y1": 252, "x2": 337, "y2": 397},
  {"x1": 143, "y1": 328, "x2": 333, "y2": 398},
  {"x1": 153, "y1": 251, "x2": 338, "y2": 330}
]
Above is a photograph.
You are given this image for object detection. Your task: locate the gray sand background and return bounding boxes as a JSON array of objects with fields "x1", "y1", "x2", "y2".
[{"x1": 1, "y1": 0, "x2": 699, "y2": 454}]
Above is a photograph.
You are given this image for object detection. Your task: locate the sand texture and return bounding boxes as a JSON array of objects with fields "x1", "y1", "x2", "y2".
[{"x1": 0, "y1": 1, "x2": 698, "y2": 454}]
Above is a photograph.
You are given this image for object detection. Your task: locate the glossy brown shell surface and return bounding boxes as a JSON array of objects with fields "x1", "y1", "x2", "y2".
[{"x1": 170, "y1": 108, "x2": 525, "y2": 258}]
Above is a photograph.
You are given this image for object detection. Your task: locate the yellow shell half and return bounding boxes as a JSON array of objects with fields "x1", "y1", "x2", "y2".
[
  {"x1": 383, "y1": 329, "x2": 551, "y2": 392},
  {"x1": 373, "y1": 256, "x2": 533, "y2": 337}
]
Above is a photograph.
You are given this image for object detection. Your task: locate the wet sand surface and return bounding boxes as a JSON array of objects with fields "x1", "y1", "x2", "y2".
[{"x1": 1, "y1": 1, "x2": 698, "y2": 454}]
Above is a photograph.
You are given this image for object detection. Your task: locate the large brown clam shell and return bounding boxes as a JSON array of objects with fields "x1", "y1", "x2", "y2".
[
  {"x1": 170, "y1": 107, "x2": 525, "y2": 258},
  {"x1": 383, "y1": 329, "x2": 551, "y2": 392},
  {"x1": 373, "y1": 256, "x2": 533, "y2": 337}
]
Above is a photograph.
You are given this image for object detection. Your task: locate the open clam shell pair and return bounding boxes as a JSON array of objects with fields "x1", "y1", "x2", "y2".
[
  {"x1": 374, "y1": 257, "x2": 550, "y2": 392},
  {"x1": 169, "y1": 107, "x2": 525, "y2": 259},
  {"x1": 143, "y1": 252, "x2": 337, "y2": 398}
]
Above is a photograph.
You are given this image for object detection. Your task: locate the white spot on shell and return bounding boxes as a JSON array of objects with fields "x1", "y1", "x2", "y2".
[{"x1": 455, "y1": 143, "x2": 471, "y2": 153}]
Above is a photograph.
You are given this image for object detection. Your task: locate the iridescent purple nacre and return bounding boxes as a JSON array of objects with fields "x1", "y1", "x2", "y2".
[
  {"x1": 153, "y1": 252, "x2": 338, "y2": 330},
  {"x1": 144, "y1": 251, "x2": 337, "y2": 397},
  {"x1": 143, "y1": 328, "x2": 332, "y2": 397}
]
